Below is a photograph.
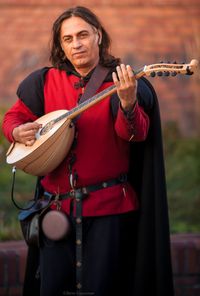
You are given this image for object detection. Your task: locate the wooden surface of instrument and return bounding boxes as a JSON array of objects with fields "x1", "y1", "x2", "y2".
[{"x1": 7, "y1": 110, "x2": 75, "y2": 176}]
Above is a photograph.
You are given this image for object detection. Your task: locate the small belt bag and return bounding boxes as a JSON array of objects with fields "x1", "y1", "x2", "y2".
[
  {"x1": 18, "y1": 198, "x2": 71, "y2": 246},
  {"x1": 18, "y1": 199, "x2": 51, "y2": 246}
]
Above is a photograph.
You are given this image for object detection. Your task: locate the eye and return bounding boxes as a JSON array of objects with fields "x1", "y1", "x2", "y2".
[
  {"x1": 63, "y1": 36, "x2": 72, "y2": 43},
  {"x1": 79, "y1": 32, "x2": 89, "y2": 39}
]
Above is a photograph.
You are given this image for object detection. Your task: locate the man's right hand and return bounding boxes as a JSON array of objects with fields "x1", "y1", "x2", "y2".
[{"x1": 12, "y1": 122, "x2": 42, "y2": 146}]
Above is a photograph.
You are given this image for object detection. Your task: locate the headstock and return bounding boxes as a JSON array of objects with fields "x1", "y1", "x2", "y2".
[{"x1": 138, "y1": 59, "x2": 199, "y2": 78}]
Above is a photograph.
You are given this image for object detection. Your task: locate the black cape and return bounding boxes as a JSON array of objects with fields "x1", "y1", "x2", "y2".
[
  {"x1": 130, "y1": 78, "x2": 174, "y2": 295},
  {"x1": 19, "y1": 69, "x2": 174, "y2": 296}
]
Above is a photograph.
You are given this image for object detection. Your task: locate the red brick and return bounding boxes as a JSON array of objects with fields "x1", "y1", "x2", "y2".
[
  {"x1": 0, "y1": 288, "x2": 7, "y2": 296},
  {"x1": 0, "y1": 241, "x2": 27, "y2": 290},
  {"x1": 17, "y1": 248, "x2": 28, "y2": 284},
  {"x1": 0, "y1": 252, "x2": 6, "y2": 286},
  {"x1": 173, "y1": 241, "x2": 187, "y2": 274},
  {"x1": 174, "y1": 275, "x2": 200, "y2": 286},
  {"x1": 184, "y1": 286, "x2": 200, "y2": 296},
  {"x1": 186, "y1": 242, "x2": 200, "y2": 274},
  {"x1": 8, "y1": 286, "x2": 23, "y2": 296},
  {"x1": 6, "y1": 250, "x2": 17, "y2": 286},
  {"x1": 1, "y1": 0, "x2": 200, "y2": 5}
]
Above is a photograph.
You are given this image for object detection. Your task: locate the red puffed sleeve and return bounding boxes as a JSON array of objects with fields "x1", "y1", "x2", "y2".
[{"x1": 2, "y1": 99, "x2": 38, "y2": 142}]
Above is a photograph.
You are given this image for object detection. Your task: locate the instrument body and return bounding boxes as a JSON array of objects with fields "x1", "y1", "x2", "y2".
[
  {"x1": 6, "y1": 59, "x2": 199, "y2": 176},
  {"x1": 7, "y1": 110, "x2": 75, "y2": 176}
]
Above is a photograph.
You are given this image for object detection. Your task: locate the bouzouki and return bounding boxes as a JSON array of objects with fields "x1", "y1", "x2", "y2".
[{"x1": 6, "y1": 59, "x2": 199, "y2": 176}]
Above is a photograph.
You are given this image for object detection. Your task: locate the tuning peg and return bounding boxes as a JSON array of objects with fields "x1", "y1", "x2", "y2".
[
  {"x1": 157, "y1": 71, "x2": 163, "y2": 76},
  {"x1": 150, "y1": 72, "x2": 156, "y2": 77},
  {"x1": 171, "y1": 71, "x2": 177, "y2": 76},
  {"x1": 186, "y1": 67, "x2": 193, "y2": 75},
  {"x1": 164, "y1": 71, "x2": 170, "y2": 76}
]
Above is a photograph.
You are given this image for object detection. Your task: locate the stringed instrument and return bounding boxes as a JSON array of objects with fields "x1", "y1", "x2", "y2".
[{"x1": 6, "y1": 59, "x2": 199, "y2": 176}]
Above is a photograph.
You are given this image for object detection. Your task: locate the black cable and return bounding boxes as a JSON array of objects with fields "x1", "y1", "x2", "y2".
[{"x1": 11, "y1": 166, "x2": 37, "y2": 210}]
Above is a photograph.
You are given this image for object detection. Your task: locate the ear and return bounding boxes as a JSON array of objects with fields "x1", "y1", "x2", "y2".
[{"x1": 97, "y1": 30, "x2": 102, "y2": 45}]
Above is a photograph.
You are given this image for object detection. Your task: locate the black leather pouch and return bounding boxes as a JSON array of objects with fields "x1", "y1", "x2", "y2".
[{"x1": 18, "y1": 199, "x2": 50, "y2": 246}]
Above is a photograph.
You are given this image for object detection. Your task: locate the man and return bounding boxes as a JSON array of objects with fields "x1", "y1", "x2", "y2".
[{"x1": 2, "y1": 6, "x2": 174, "y2": 296}]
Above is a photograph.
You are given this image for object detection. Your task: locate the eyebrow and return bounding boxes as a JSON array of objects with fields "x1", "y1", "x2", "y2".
[{"x1": 61, "y1": 30, "x2": 89, "y2": 39}]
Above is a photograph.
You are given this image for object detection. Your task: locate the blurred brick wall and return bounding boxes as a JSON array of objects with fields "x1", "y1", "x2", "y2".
[
  {"x1": 0, "y1": 0, "x2": 200, "y2": 135},
  {"x1": 172, "y1": 234, "x2": 200, "y2": 296},
  {"x1": 0, "y1": 235, "x2": 200, "y2": 296},
  {"x1": 0, "y1": 241, "x2": 27, "y2": 296}
]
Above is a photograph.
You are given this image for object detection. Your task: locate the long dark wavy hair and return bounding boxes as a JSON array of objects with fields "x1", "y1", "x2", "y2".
[{"x1": 49, "y1": 6, "x2": 120, "y2": 69}]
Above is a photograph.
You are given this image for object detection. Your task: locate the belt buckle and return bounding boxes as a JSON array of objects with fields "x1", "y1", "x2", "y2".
[{"x1": 69, "y1": 188, "x2": 85, "y2": 200}]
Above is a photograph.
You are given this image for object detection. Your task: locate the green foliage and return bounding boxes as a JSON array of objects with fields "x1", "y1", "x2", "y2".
[
  {"x1": 0, "y1": 212, "x2": 23, "y2": 241},
  {"x1": 0, "y1": 162, "x2": 37, "y2": 241},
  {"x1": 163, "y1": 122, "x2": 200, "y2": 233},
  {"x1": 0, "y1": 161, "x2": 37, "y2": 239}
]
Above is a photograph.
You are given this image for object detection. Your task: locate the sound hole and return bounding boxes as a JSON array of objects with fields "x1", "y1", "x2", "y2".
[{"x1": 40, "y1": 121, "x2": 55, "y2": 135}]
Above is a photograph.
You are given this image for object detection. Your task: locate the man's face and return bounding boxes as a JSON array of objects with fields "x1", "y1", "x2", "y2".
[{"x1": 60, "y1": 16, "x2": 101, "y2": 74}]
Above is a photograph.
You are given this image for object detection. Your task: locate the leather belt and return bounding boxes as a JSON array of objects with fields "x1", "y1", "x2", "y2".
[
  {"x1": 43, "y1": 174, "x2": 127, "y2": 294},
  {"x1": 44, "y1": 174, "x2": 127, "y2": 201}
]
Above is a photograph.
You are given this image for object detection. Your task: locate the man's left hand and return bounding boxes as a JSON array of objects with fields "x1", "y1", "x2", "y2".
[{"x1": 112, "y1": 64, "x2": 137, "y2": 112}]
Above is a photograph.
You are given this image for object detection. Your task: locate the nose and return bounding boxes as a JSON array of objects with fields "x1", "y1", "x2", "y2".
[{"x1": 72, "y1": 37, "x2": 82, "y2": 49}]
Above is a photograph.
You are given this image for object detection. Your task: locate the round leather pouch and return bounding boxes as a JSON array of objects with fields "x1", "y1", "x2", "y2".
[{"x1": 41, "y1": 210, "x2": 71, "y2": 241}]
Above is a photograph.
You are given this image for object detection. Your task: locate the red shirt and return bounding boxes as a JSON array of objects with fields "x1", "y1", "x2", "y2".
[{"x1": 3, "y1": 67, "x2": 150, "y2": 216}]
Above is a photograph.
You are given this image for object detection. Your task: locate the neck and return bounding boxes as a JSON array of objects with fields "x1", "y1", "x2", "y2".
[{"x1": 74, "y1": 61, "x2": 99, "y2": 77}]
